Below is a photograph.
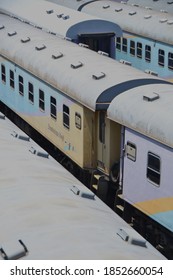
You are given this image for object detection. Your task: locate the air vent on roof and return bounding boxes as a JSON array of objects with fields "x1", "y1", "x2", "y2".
[
  {"x1": 143, "y1": 92, "x2": 160, "y2": 102},
  {"x1": 92, "y1": 72, "x2": 106, "y2": 80},
  {"x1": 71, "y1": 186, "x2": 95, "y2": 200},
  {"x1": 57, "y1": 13, "x2": 63, "y2": 18},
  {"x1": 62, "y1": 15, "x2": 70, "y2": 20},
  {"x1": 117, "y1": 229, "x2": 129, "y2": 242},
  {"x1": 145, "y1": 6, "x2": 152, "y2": 10},
  {"x1": 159, "y1": 18, "x2": 168, "y2": 23},
  {"x1": 35, "y1": 44, "x2": 46, "y2": 51},
  {"x1": 145, "y1": 69, "x2": 158, "y2": 76},
  {"x1": 132, "y1": 4, "x2": 139, "y2": 7},
  {"x1": 0, "y1": 25, "x2": 4, "y2": 30},
  {"x1": 8, "y1": 31, "x2": 17, "y2": 36},
  {"x1": 21, "y1": 37, "x2": 30, "y2": 43},
  {"x1": 102, "y1": 4, "x2": 110, "y2": 9},
  {"x1": 115, "y1": 8, "x2": 123, "y2": 12},
  {"x1": 167, "y1": 20, "x2": 173, "y2": 24},
  {"x1": 11, "y1": 131, "x2": 30, "y2": 141},
  {"x1": 52, "y1": 52, "x2": 63, "y2": 59},
  {"x1": 129, "y1": 11, "x2": 136, "y2": 15},
  {"x1": 79, "y1": 43, "x2": 89, "y2": 48},
  {"x1": 71, "y1": 61, "x2": 83, "y2": 69},
  {"x1": 121, "y1": 1, "x2": 127, "y2": 4},
  {"x1": 46, "y1": 9, "x2": 54, "y2": 14},
  {"x1": 98, "y1": 50, "x2": 109, "y2": 57},
  {"x1": 160, "y1": 9, "x2": 168, "y2": 13},
  {"x1": 29, "y1": 147, "x2": 49, "y2": 158},
  {"x1": 119, "y1": 59, "x2": 132, "y2": 66},
  {"x1": 0, "y1": 240, "x2": 28, "y2": 260},
  {"x1": 131, "y1": 238, "x2": 146, "y2": 247},
  {"x1": 144, "y1": 15, "x2": 152, "y2": 19}
]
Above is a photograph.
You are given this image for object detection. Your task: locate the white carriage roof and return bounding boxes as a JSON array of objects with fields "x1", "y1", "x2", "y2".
[
  {"x1": 108, "y1": 83, "x2": 173, "y2": 149},
  {"x1": 0, "y1": 14, "x2": 169, "y2": 111},
  {"x1": 128, "y1": 0, "x2": 173, "y2": 14},
  {"x1": 47, "y1": 0, "x2": 173, "y2": 45},
  {"x1": 0, "y1": 113, "x2": 165, "y2": 259},
  {"x1": 0, "y1": 0, "x2": 122, "y2": 41}
]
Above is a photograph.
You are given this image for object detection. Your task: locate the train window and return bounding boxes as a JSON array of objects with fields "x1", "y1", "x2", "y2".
[
  {"x1": 18, "y1": 75, "x2": 24, "y2": 96},
  {"x1": 39, "y1": 89, "x2": 45, "y2": 111},
  {"x1": 158, "y1": 49, "x2": 165, "y2": 67},
  {"x1": 137, "y1": 42, "x2": 142, "y2": 59},
  {"x1": 130, "y1": 40, "x2": 135, "y2": 56},
  {"x1": 122, "y1": 38, "x2": 127, "y2": 53},
  {"x1": 168, "y1": 52, "x2": 173, "y2": 70},
  {"x1": 147, "y1": 152, "x2": 160, "y2": 186},
  {"x1": 116, "y1": 37, "x2": 121, "y2": 51},
  {"x1": 28, "y1": 82, "x2": 34, "y2": 103},
  {"x1": 126, "y1": 142, "x2": 136, "y2": 161},
  {"x1": 63, "y1": 104, "x2": 70, "y2": 129},
  {"x1": 145, "y1": 45, "x2": 151, "y2": 62},
  {"x1": 1, "y1": 64, "x2": 6, "y2": 83},
  {"x1": 10, "y1": 70, "x2": 15, "y2": 89},
  {"x1": 75, "y1": 112, "x2": 81, "y2": 130},
  {"x1": 50, "y1": 96, "x2": 57, "y2": 120}
]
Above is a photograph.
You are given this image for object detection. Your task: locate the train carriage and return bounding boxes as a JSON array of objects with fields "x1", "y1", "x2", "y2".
[
  {"x1": 0, "y1": 0, "x2": 122, "y2": 59},
  {"x1": 107, "y1": 84, "x2": 173, "y2": 256},
  {"x1": 46, "y1": 0, "x2": 173, "y2": 82}
]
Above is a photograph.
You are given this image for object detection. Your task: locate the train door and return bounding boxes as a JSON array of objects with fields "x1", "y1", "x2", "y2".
[
  {"x1": 97, "y1": 111, "x2": 108, "y2": 173},
  {"x1": 96, "y1": 112, "x2": 121, "y2": 177},
  {"x1": 78, "y1": 33, "x2": 115, "y2": 57}
]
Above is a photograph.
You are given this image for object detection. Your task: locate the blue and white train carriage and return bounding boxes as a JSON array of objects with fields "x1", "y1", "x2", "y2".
[
  {"x1": 0, "y1": 0, "x2": 122, "y2": 59},
  {"x1": 47, "y1": 0, "x2": 173, "y2": 82},
  {"x1": 0, "y1": 12, "x2": 173, "y2": 257}
]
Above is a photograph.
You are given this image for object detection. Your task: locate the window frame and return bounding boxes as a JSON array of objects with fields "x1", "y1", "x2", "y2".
[
  {"x1": 28, "y1": 82, "x2": 34, "y2": 104},
  {"x1": 1, "y1": 64, "x2": 6, "y2": 83},
  {"x1": 168, "y1": 52, "x2": 173, "y2": 70},
  {"x1": 158, "y1": 49, "x2": 165, "y2": 67},
  {"x1": 50, "y1": 96, "x2": 57, "y2": 120},
  {"x1": 130, "y1": 40, "x2": 135, "y2": 56},
  {"x1": 147, "y1": 152, "x2": 161, "y2": 186},
  {"x1": 39, "y1": 89, "x2": 45, "y2": 111},
  {"x1": 145, "y1": 45, "x2": 151, "y2": 62},
  {"x1": 137, "y1": 42, "x2": 142, "y2": 59},
  {"x1": 116, "y1": 37, "x2": 121, "y2": 51},
  {"x1": 10, "y1": 70, "x2": 15, "y2": 89},
  {"x1": 63, "y1": 104, "x2": 70, "y2": 129},
  {"x1": 18, "y1": 75, "x2": 24, "y2": 96},
  {"x1": 122, "y1": 37, "x2": 127, "y2": 53}
]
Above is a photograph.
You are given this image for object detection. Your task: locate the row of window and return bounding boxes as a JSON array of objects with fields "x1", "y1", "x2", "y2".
[
  {"x1": 116, "y1": 37, "x2": 173, "y2": 70},
  {"x1": 1, "y1": 64, "x2": 82, "y2": 130},
  {"x1": 126, "y1": 142, "x2": 160, "y2": 186}
]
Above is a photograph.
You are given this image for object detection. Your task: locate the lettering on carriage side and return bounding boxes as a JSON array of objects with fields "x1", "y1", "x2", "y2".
[{"x1": 48, "y1": 124, "x2": 64, "y2": 141}]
